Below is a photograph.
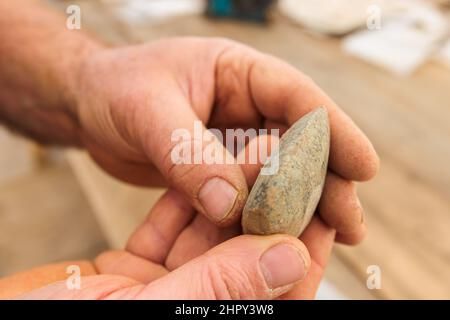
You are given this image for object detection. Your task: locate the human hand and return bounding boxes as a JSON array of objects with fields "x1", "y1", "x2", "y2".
[
  {"x1": 5, "y1": 228, "x2": 333, "y2": 300},
  {"x1": 1, "y1": 157, "x2": 334, "y2": 300},
  {"x1": 73, "y1": 37, "x2": 378, "y2": 242},
  {"x1": 4, "y1": 201, "x2": 334, "y2": 300}
]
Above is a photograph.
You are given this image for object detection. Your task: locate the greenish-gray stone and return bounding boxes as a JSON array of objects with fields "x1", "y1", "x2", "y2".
[{"x1": 242, "y1": 107, "x2": 330, "y2": 237}]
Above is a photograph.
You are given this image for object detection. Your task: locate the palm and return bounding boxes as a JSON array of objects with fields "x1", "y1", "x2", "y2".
[{"x1": 77, "y1": 38, "x2": 231, "y2": 187}]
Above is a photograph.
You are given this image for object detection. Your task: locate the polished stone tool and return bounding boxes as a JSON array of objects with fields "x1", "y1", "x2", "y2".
[{"x1": 242, "y1": 107, "x2": 330, "y2": 237}]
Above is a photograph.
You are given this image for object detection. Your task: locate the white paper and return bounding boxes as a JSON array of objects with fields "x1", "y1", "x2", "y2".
[
  {"x1": 343, "y1": 3, "x2": 449, "y2": 75},
  {"x1": 110, "y1": 0, "x2": 205, "y2": 25},
  {"x1": 316, "y1": 279, "x2": 347, "y2": 300},
  {"x1": 278, "y1": 0, "x2": 398, "y2": 35}
]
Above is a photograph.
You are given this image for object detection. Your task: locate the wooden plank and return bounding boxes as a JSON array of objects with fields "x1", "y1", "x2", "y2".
[
  {"x1": 324, "y1": 252, "x2": 377, "y2": 300},
  {"x1": 0, "y1": 162, "x2": 107, "y2": 276},
  {"x1": 0, "y1": 128, "x2": 36, "y2": 184},
  {"x1": 336, "y1": 156, "x2": 450, "y2": 299},
  {"x1": 66, "y1": 150, "x2": 165, "y2": 249}
]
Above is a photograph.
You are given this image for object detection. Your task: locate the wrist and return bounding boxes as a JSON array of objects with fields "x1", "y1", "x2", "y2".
[
  {"x1": 0, "y1": 0, "x2": 106, "y2": 147},
  {"x1": 60, "y1": 37, "x2": 104, "y2": 121}
]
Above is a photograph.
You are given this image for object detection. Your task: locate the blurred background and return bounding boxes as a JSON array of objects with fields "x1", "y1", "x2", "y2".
[{"x1": 0, "y1": 0, "x2": 449, "y2": 299}]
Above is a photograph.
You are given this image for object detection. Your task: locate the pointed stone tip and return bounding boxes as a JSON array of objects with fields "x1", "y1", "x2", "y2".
[
  {"x1": 242, "y1": 104, "x2": 331, "y2": 237},
  {"x1": 310, "y1": 106, "x2": 328, "y2": 118},
  {"x1": 296, "y1": 106, "x2": 329, "y2": 129}
]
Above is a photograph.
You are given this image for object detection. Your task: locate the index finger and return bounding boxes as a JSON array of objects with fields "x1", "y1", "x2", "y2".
[
  {"x1": 252, "y1": 53, "x2": 379, "y2": 181},
  {"x1": 217, "y1": 45, "x2": 379, "y2": 181}
]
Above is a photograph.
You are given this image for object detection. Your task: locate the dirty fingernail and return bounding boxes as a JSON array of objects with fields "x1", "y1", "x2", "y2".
[
  {"x1": 260, "y1": 243, "x2": 308, "y2": 289},
  {"x1": 199, "y1": 177, "x2": 238, "y2": 222}
]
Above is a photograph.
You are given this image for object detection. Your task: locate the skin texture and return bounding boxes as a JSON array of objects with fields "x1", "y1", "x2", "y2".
[{"x1": 0, "y1": 1, "x2": 378, "y2": 298}]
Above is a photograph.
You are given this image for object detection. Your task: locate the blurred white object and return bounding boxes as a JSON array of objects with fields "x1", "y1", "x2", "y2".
[
  {"x1": 108, "y1": 0, "x2": 205, "y2": 25},
  {"x1": 343, "y1": 2, "x2": 449, "y2": 75},
  {"x1": 316, "y1": 279, "x2": 347, "y2": 300},
  {"x1": 278, "y1": 0, "x2": 397, "y2": 35},
  {"x1": 438, "y1": 39, "x2": 450, "y2": 68}
]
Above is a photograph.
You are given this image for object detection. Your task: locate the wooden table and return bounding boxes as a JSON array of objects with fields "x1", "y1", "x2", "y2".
[{"x1": 54, "y1": 0, "x2": 450, "y2": 299}]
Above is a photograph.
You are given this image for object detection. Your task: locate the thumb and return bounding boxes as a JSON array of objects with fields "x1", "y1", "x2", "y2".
[
  {"x1": 14, "y1": 236, "x2": 310, "y2": 300},
  {"x1": 135, "y1": 234, "x2": 311, "y2": 300},
  {"x1": 140, "y1": 95, "x2": 248, "y2": 226}
]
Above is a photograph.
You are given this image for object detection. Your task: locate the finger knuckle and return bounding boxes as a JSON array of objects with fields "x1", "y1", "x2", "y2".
[{"x1": 204, "y1": 255, "x2": 265, "y2": 300}]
